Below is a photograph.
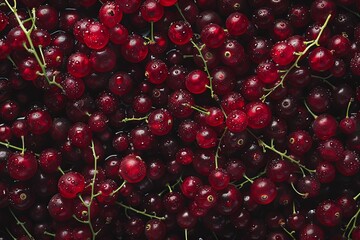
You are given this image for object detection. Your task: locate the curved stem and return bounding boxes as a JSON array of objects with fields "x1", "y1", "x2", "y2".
[
  {"x1": 303, "y1": 100, "x2": 318, "y2": 119},
  {"x1": 110, "y1": 180, "x2": 127, "y2": 196},
  {"x1": 290, "y1": 182, "x2": 308, "y2": 198}
]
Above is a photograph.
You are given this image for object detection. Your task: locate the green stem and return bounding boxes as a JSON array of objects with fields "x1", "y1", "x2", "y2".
[
  {"x1": 7, "y1": 56, "x2": 18, "y2": 69},
  {"x1": 9, "y1": 209, "x2": 35, "y2": 240},
  {"x1": 354, "y1": 192, "x2": 360, "y2": 200},
  {"x1": 243, "y1": 174, "x2": 254, "y2": 184},
  {"x1": 281, "y1": 225, "x2": 296, "y2": 240},
  {"x1": 44, "y1": 231, "x2": 55, "y2": 237},
  {"x1": 292, "y1": 202, "x2": 296, "y2": 214},
  {"x1": 183, "y1": 104, "x2": 210, "y2": 115},
  {"x1": 190, "y1": 40, "x2": 215, "y2": 98},
  {"x1": 290, "y1": 182, "x2": 308, "y2": 198},
  {"x1": 110, "y1": 180, "x2": 127, "y2": 196},
  {"x1": 150, "y1": 21, "x2": 155, "y2": 43},
  {"x1": 0, "y1": 141, "x2": 26, "y2": 152},
  {"x1": 184, "y1": 229, "x2": 188, "y2": 240},
  {"x1": 88, "y1": 140, "x2": 99, "y2": 240},
  {"x1": 346, "y1": 98, "x2": 354, "y2": 118},
  {"x1": 166, "y1": 183, "x2": 172, "y2": 192},
  {"x1": 174, "y1": 3, "x2": 215, "y2": 99},
  {"x1": 214, "y1": 128, "x2": 227, "y2": 169},
  {"x1": 303, "y1": 100, "x2": 318, "y2": 119},
  {"x1": 6, "y1": 228, "x2": 17, "y2": 240},
  {"x1": 116, "y1": 202, "x2": 165, "y2": 220},
  {"x1": 339, "y1": 5, "x2": 360, "y2": 18},
  {"x1": 343, "y1": 207, "x2": 360, "y2": 238},
  {"x1": 121, "y1": 115, "x2": 149, "y2": 123},
  {"x1": 247, "y1": 130, "x2": 315, "y2": 174},
  {"x1": 20, "y1": 136, "x2": 25, "y2": 155},
  {"x1": 174, "y1": 3, "x2": 186, "y2": 21},
  {"x1": 260, "y1": 14, "x2": 332, "y2": 102},
  {"x1": 58, "y1": 166, "x2": 65, "y2": 175},
  {"x1": 236, "y1": 170, "x2": 266, "y2": 188},
  {"x1": 4, "y1": 0, "x2": 63, "y2": 90}
]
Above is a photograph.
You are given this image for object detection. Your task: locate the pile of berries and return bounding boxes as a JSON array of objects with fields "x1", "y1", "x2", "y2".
[{"x1": 0, "y1": 0, "x2": 359, "y2": 239}]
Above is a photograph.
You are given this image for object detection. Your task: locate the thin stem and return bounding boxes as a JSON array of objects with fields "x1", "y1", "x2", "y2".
[
  {"x1": 247, "y1": 130, "x2": 315, "y2": 174},
  {"x1": 0, "y1": 141, "x2": 26, "y2": 152},
  {"x1": 150, "y1": 21, "x2": 155, "y2": 43},
  {"x1": 339, "y1": 5, "x2": 360, "y2": 18},
  {"x1": 9, "y1": 208, "x2": 35, "y2": 240},
  {"x1": 116, "y1": 202, "x2": 166, "y2": 220},
  {"x1": 353, "y1": 192, "x2": 360, "y2": 200},
  {"x1": 343, "y1": 207, "x2": 360, "y2": 238},
  {"x1": 236, "y1": 170, "x2": 266, "y2": 188},
  {"x1": 346, "y1": 98, "x2": 354, "y2": 118},
  {"x1": 110, "y1": 180, "x2": 127, "y2": 196},
  {"x1": 190, "y1": 39, "x2": 215, "y2": 98},
  {"x1": 44, "y1": 231, "x2": 56, "y2": 237},
  {"x1": 281, "y1": 225, "x2": 296, "y2": 240},
  {"x1": 6, "y1": 228, "x2": 17, "y2": 240},
  {"x1": 303, "y1": 100, "x2": 318, "y2": 119},
  {"x1": 20, "y1": 136, "x2": 25, "y2": 155},
  {"x1": 4, "y1": 0, "x2": 63, "y2": 90},
  {"x1": 88, "y1": 140, "x2": 99, "y2": 240},
  {"x1": 73, "y1": 214, "x2": 89, "y2": 224},
  {"x1": 214, "y1": 128, "x2": 227, "y2": 169},
  {"x1": 166, "y1": 183, "x2": 172, "y2": 192},
  {"x1": 58, "y1": 166, "x2": 65, "y2": 175},
  {"x1": 7, "y1": 56, "x2": 18, "y2": 69},
  {"x1": 290, "y1": 182, "x2": 308, "y2": 198},
  {"x1": 175, "y1": 2, "x2": 216, "y2": 99},
  {"x1": 260, "y1": 14, "x2": 332, "y2": 102},
  {"x1": 174, "y1": 3, "x2": 187, "y2": 21},
  {"x1": 243, "y1": 174, "x2": 254, "y2": 184},
  {"x1": 292, "y1": 201, "x2": 296, "y2": 214},
  {"x1": 184, "y1": 229, "x2": 188, "y2": 240},
  {"x1": 183, "y1": 103, "x2": 210, "y2": 115},
  {"x1": 121, "y1": 115, "x2": 149, "y2": 123}
]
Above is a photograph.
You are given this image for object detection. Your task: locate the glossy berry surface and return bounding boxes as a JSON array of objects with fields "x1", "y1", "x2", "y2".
[
  {"x1": 118, "y1": 154, "x2": 147, "y2": 183},
  {"x1": 0, "y1": 1, "x2": 359, "y2": 240}
]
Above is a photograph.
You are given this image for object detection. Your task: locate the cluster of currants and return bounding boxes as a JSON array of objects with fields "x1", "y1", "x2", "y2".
[{"x1": 0, "y1": 0, "x2": 359, "y2": 239}]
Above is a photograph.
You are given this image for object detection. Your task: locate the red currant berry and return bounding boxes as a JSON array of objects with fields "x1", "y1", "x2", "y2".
[
  {"x1": 168, "y1": 21, "x2": 193, "y2": 46},
  {"x1": 58, "y1": 171, "x2": 85, "y2": 199},
  {"x1": 226, "y1": 110, "x2": 248, "y2": 133},
  {"x1": 118, "y1": 154, "x2": 147, "y2": 183},
  {"x1": 250, "y1": 178, "x2": 277, "y2": 205},
  {"x1": 270, "y1": 41, "x2": 295, "y2": 66},
  {"x1": 7, "y1": 152, "x2": 38, "y2": 181},
  {"x1": 83, "y1": 21, "x2": 110, "y2": 50}
]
